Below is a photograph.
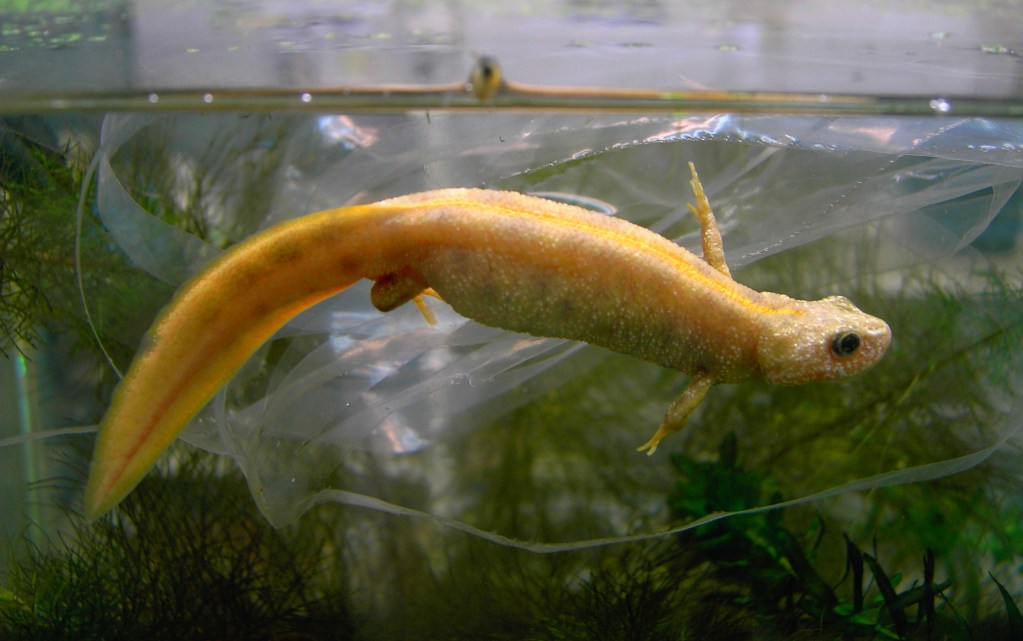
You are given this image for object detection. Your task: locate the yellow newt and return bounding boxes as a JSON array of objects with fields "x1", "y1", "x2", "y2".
[{"x1": 83, "y1": 163, "x2": 891, "y2": 521}]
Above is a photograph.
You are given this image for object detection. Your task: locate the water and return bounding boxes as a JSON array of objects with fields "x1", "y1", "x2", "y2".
[{"x1": 2, "y1": 1, "x2": 1023, "y2": 638}]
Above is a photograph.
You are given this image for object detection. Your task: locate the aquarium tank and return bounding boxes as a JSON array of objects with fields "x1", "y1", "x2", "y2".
[{"x1": 1, "y1": 0, "x2": 1022, "y2": 639}]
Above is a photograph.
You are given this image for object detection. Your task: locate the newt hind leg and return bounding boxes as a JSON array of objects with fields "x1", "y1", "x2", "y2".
[
  {"x1": 686, "y1": 161, "x2": 731, "y2": 278},
  {"x1": 371, "y1": 268, "x2": 442, "y2": 325}
]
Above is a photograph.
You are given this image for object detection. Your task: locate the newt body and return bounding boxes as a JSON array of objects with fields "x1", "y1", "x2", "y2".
[{"x1": 83, "y1": 164, "x2": 890, "y2": 520}]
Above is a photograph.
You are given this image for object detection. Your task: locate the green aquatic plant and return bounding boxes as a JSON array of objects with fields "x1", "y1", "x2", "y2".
[
  {"x1": 512, "y1": 434, "x2": 1022, "y2": 641},
  {"x1": 3, "y1": 270, "x2": 1022, "y2": 640},
  {"x1": 110, "y1": 116, "x2": 292, "y2": 248},
  {"x1": 669, "y1": 432, "x2": 1023, "y2": 640},
  {"x1": 665, "y1": 433, "x2": 951, "y2": 638},
  {"x1": 0, "y1": 449, "x2": 358, "y2": 641},
  {"x1": 0, "y1": 122, "x2": 179, "y2": 366},
  {"x1": 0, "y1": 127, "x2": 92, "y2": 356},
  {"x1": 848, "y1": 270, "x2": 1023, "y2": 616},
  {"x1": 990, "y1": 574, "x2": 1023, "y2": 639},
  {"x1": 0, "y1": 116, "x2": 293, "y2": 359}
]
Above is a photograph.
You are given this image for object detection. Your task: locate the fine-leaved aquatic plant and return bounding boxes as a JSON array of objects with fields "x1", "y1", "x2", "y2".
[{"x1": 0, "y1": 449, "x2": 358, "y2": 641}]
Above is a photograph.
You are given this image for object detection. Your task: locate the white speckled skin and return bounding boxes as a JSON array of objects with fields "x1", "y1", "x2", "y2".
[
  {"x1": 379, "y1": 188, "x2": 890, "y2": 387},
  {"x1": 402, "y1": 196, "x2": 768, "y2": 383},
  {"x1": 83, "y1": 165, "x2": 891, "y2": 519}
]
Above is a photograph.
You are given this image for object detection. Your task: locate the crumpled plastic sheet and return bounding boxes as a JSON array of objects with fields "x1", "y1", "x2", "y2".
[{"x1": 83, "y1": 110, "x2": 1023, "y2": 544}]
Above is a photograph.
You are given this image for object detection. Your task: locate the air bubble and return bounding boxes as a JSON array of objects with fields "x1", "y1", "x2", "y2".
[{"x1": 929, "y1": 98, "x2": 951, "y2": 114}]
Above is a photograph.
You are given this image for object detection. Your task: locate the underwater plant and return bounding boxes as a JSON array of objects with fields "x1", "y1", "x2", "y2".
[
  {"x1": 666, "y1": 433, "x2": 948, "y2": 638},
  {"x1": 0, "y1": 449, "x2": 358, "y2": 641},
  {"x1": 4, "y1": 440, "x2": 1022, "y2": 641},
  {"x1": 0, "y1": 124, "x2": 97, "y2": 356},
  {"x1": 499, "y1": 433, "x2": 1022, "y2": 641}
]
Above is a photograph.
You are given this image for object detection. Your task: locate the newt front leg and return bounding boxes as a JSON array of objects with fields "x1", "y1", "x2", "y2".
[
  {"x1": 686, "y1": 161, "x2": 730, "y2": 278},
  {"x1": 637, "y1": 370, "x2": 715, "y2": 455}
]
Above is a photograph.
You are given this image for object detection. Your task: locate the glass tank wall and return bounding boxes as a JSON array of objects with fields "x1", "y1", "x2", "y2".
[{"x1": 2, "y1": 1, "x2": 1022, "y2": 639}]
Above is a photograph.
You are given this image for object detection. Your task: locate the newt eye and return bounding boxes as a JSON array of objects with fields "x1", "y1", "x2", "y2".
[{"x1": 831, "y1": 331, "x2": 861, "y2": 357}]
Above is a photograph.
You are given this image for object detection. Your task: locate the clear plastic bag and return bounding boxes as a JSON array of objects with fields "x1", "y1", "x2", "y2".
[{"x1": 88, "y1": 111, "x2": 1023, "y2": 541}]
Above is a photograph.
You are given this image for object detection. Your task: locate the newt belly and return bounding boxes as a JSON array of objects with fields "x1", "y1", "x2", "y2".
[{"x1": 83, "y1": 163, "x2": 891, "y2": 520}]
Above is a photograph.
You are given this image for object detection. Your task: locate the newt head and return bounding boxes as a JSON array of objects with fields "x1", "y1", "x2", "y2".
[{"x1": 755, "y1": 294, "x2": 891, "y2": 385}]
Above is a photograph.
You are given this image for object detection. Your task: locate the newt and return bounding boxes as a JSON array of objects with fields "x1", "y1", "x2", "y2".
[{"x1": 83, "y1": 162, "x2": 891, "y2": 521}]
